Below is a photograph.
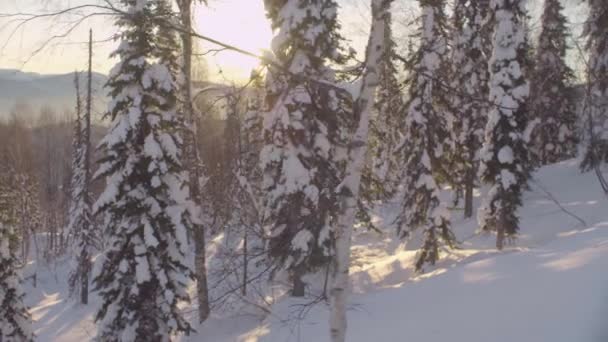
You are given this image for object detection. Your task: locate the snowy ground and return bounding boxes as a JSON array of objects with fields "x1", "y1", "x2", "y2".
[{"x1": 24, "y1": 159, "x2": 608, "y2": 341}]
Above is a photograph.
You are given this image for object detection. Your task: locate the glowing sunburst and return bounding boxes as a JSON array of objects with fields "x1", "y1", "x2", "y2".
[{"x1": 195, "y1": 0, "x2": 273, "y2": 82}]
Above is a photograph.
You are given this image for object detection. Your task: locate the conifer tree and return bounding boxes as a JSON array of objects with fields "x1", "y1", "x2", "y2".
[
  {"x1": 93, "y1": 0, "x2": 193, "y2": 340},
  {"x1": 0, "y1": 172, "x2": 34, "y2": 342},
  {"x1": 261, "y1": 0, "x2": 353, "y2": 296},
  {"x1": 530, "y1": 0, "x2": 578, "y2": 165},
  {"x1": 364, "y1": 9, "x2": 404, "y2": 202},
  {"x1": 68, "y1": 73, "x2": 83, "y2": 226},
  {"x1": 68, "y1": 72, "x2": 95, "y2": 304},
  {"x1": 395, "y1": 0, "x2": 457, "y2": 271},
  {"x1": 478, "y1": 0, "x2": 531, "y2": 250},
  {"x1": 580, "y1": 0, "x2": 608, "y2": 171},
  {"x1": 448, "y1": 0, "x2": 491, "y2": 219},
  {"x1": 175, "y1": 0, "x2": 211, "y2": 323}
]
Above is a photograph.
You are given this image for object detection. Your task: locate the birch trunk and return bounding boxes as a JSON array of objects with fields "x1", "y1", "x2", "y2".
[
  {"x1": 177, "y1": 0, "x2": 210, "y2": 322},
  {"x1": 330, "y1": 1, "x2": 390, "y2": 341}
]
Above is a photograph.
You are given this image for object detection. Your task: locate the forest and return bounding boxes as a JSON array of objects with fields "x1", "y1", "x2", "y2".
[{"x1": 0, "y1": 0, "x2": 607, "y2": 341}]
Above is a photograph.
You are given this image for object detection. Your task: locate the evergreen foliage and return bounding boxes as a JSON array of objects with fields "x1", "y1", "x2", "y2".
[
  {"x1": 92, "y1": 0, "x2": 194, "y2": 340},
  {"x1": 364, "y1": 8, "x2": 404, "y2": 202},
  {"x1": 0, "y1": 172, "x2": 34, "y2": 342},
  {"x1": 67, "y1": 73, "x2": 95, "y2": 302},
  {"x1": 530, "y1": 0, "x2": 578, "y2": 165},
  {"x1": 395, "y1": 0, "x2": 457, "y2": 271},
  {"x1": 448, "y1": 0, "x2": 491, "y2": 217},
  {"x1": 261, "y1": 0, "x2": 353, "y2": 294},
  {"x1": 478, "y1": 0, "x2": 531, "y2": 249},
  {"x1": 580, "y1": 0, "x2": 608, "y2": 171}
]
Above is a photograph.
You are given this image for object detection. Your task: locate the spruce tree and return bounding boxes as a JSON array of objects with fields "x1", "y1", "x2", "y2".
[
  {"x1": 478, "y1": 0, "x2": 531, "y2": 250},
  {"x1": 93, "y1": 0, "x2": 193, "y2": 340},
  {"x1": 395, "y1": 0, "x2": 457, "y2": 271},
  {"x1": 364, "y1": 8, "x2": 404, "y2": 202},
  {"x1": 68, "y1": 72, "x2": 95, "y2": 304},
  {"x1": 175, "y1": 0, "x2": 211, "y2": 323},
  {"x1": 0, "y1": 172, "x2": 34, "y2": 342},
  {"x1": 530, "y1": 0, "x2": 578, "y2": 165},
  {"x1": 448, "y1": 0, "x2": 491, "y2": 219},
  {"x1": 580, "y1": 0, "x2": 608, "y2": 171},
  {"x1": 261, "y1": 0, "x2": 352, "y2": 295}
]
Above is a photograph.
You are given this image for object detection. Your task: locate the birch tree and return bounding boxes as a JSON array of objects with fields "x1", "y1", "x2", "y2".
[{"x1": 330, "y1": 1, "x2": 392, "y2": 341}]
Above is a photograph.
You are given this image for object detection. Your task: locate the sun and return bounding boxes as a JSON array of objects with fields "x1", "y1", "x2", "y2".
[{"x1": 194, "y1": 0, "x2": 274, "y2": 83}]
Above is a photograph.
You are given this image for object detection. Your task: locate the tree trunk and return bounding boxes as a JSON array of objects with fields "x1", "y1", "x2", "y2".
[
  {"x1": 464, "y1": 167, "x2": 474, "y2": 219},
  {"x1": 81, "y1": 251, "x2": 89, "y2": 305},
  {"x1": 292, "y1": 266, "x2": 305, "y2": 297},
  {"x1": 177, "y1": 0, "x2": 210, "y2": 322},
  {"x1": 496, "y1": 205, "x2": 506, "y2": 250},
  {"x1": 242, "y1": 228, "x2": 247, "y2": 296},
  {"x1": 193, "y1": 227, "x2": 210, "y2": 321},
  {"x1": 330, "y1": 2, "x2": 389, "y2": 341},
  {"x1": 80, "y1": 28, "x2": 94, "y2": 305}
]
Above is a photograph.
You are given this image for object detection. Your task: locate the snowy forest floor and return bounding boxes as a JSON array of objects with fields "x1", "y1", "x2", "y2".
[{"x1": 24, "y1": 159, "x2": 608, "y2": 341}]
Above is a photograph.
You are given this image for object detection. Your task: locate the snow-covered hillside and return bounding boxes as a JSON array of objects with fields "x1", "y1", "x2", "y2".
[{"x1": 24, "y1": 159, "x2": 608, "y2": 341}]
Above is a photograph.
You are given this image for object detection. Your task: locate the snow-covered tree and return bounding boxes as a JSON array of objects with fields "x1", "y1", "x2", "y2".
[
  {"x1": 174, "y1": 0, "x2": 211, "y2": 323},
  {"x1": 0, "y1": 173, "x2": 34, "y2": 342},
  {"x1": 478, "y1": 0, "x2": 531, "y2": 250},
  {"x1": 529, "y1": 0, "x2": 578, "y2": 165},
  {"x1": 448, "y1": 0, "x2": 491, "y2": 218},
  {"x1": 67, "y1": 72, "x2": 95, "y2": 304},
  {"x1": 395, "y1": 0, "x2": 457, "y2": 271},
  {"x1": 364, "y1": 8, "x2": 404, "y2": 202},
  {"x1": 92, "y1": 0, "x2": 194, "y2": 340},
  {"x1": 261, "y1": 0, "x2": 353, "y2": 296},
  {"x1": 580, "y1": 0, "x2": 608, "y2": 171}
]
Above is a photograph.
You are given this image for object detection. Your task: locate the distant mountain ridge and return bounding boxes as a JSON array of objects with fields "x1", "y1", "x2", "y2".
[{"x1": 0, "y1": 69, "x2": 108, "y2": 121}]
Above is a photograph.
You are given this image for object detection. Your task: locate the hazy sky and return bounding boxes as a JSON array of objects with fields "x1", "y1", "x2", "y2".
[
  {"x1": 0, "y1": 0, "x2": 277, "y2": 81},
  {"x1": 0, "y1": 0, "x2": 588, "y2": 82}
]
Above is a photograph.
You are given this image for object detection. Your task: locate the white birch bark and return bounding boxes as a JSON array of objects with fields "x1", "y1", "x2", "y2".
[{"x1": 329, "y1": 1, "x2": 391, "y2": 341}]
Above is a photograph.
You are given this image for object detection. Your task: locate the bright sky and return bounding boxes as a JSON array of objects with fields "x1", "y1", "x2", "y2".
[
  {"x1": 0, "y1": 0, "x2": 276, "y2": 82},
  {"x1": 0, "y1": 0, "x2": 587, "y2": 82}
]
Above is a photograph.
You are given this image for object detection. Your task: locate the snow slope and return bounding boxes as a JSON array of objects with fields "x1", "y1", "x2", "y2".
[{"x1": 24, "y1": 159, "x2": 608, "y2": 341}]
